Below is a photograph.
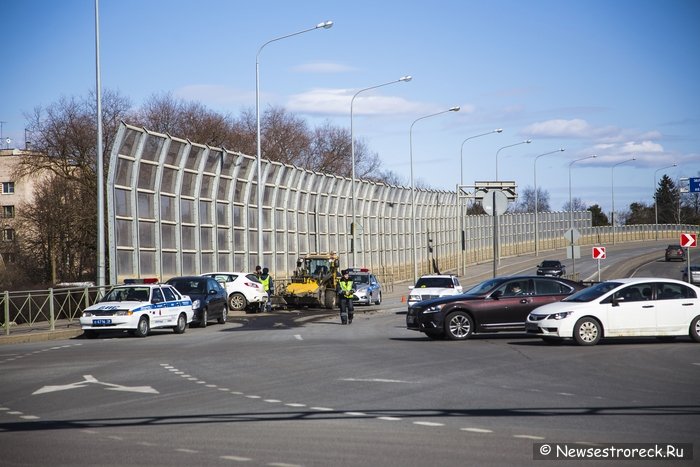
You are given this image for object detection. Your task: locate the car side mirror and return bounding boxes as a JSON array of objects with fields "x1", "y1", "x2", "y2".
[
  {"x1": 408, "y1": 286, "x2": 414, "y2": 290},
  {"x1": 491, "y1": 290, "x2": 502, "y2": 300},
  {"x1": 537, "y1": 264, "x2": 542, "y2": 268},
  {"x1": 611, "y1": 296, "x2": 624, "y2": 307}
]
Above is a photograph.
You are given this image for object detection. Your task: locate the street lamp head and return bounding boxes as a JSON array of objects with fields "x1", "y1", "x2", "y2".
[
  {"x1": 317, "y1": 20, "x2": 334, "y2": 29},
  {"x1": 399, "y1": 75, "x2": 412, "y2": 82},
  {"x1": 495, "y1": 128, "x2": 503, "y2": 133},
  {"x1": 449, "y1": 106, "x2": 460, "y2": 112},
  {"x1": 559, "y1": 148, "x2": 565, "y2": 152},
  {"x1": 525, "y1": 139, "x2": 532, "y2": 144}
]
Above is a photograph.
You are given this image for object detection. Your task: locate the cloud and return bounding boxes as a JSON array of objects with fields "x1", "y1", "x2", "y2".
[
  {"x1": 620, "y1": 140, "x2": 664, "y2": 154},
  {"x1": 287, "y1": 88, "x2": 442, "y2": 116},
  {"x1": 291, "y1": 61, "x2": 357, "y2": 73},
  {"x1": 522, "y1": 118, "x2": 620, "y2": 140}
]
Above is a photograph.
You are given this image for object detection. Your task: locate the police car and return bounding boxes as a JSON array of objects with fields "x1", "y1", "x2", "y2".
[
  {"x1": 347, "y1": 268, "x2": 383, "y2": 305},
  {"x1": 80, "y1": 279, "x2": 194, "y2": 338}
]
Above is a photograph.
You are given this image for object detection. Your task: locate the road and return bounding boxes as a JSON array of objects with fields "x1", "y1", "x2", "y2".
[{"x1": 1, "y1": 242, "x2": 697, "y2": 466}]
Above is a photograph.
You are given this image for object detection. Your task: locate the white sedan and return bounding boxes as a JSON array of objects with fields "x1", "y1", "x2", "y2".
[
  {"x1": 526, "y1": 277, "x2": 700, "y2": 345},
  {"x1": 201, "y1": 272, "x2": 268, "y2": 311},
  {"x1": 80, "y1": 282, "x2": 194, "y2": 338}
]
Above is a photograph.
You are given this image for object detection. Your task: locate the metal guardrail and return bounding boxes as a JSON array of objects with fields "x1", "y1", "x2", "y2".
[{"x1": 1, "y1": 285, "x2": 107, "y2": 336}]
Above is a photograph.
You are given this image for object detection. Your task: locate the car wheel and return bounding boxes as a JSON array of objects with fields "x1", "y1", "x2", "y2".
[
  {"x1": 444, "y1": 311, "x2": 473, "y2": 340},
  {"x1": 424, "y1": 329, "x2": 444, "y2": 340},
  {"x1": 690, "y1": 315, "x2": 700, "y2": 343},
  {"x1": 173, "y1": 313, "x2": 187, "y2": 334},
  {"x1": 573, "y1": 317, "x2": 601, "y2": 346},
  {"x1": 324, "y1": 289, "x2": 337, "y2": 309},
  {"x1": 133, "y1": 316, "x2": 150, "y2": 338},
  {"x1": 83, "y1": 330, "x2": 98, "y2": 339},
  {"x1": 199, "y1": 309, "x2": 208, "y2": 328},
  {"x1": 229, "y1": 293, "x2": 247, "y2": 311},
  {"x1": 217, "y1": 307, "x2": 227, "y2": 325},
  {"x1": 374, "y1": 292, "x2": 382, "y2": 306},
  {"x1": 541, "y1": 336, "x2": 562, "y2": 345}
]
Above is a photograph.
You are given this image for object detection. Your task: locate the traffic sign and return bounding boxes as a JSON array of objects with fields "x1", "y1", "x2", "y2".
[
  {"x1": 680, "y1": 233, "x2": 697, "y2": 248},
  {"x1": 690, "y1": 177, "x2": 700, "y2": 193},
  {"x1": 481, "y1": 190, "x2": 509, "y2": 216},
  {"x1": 592, "y1": 246, "x2": 606, "y2": 259},
  {"x1": 563, "y1": 228, "x2": 581, "y2": 244}
]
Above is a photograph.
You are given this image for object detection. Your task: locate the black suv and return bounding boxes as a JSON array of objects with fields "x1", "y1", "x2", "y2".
[
  {"x1": 665, "y1": 245, "x2": 686, "y2": 262},
  {"x1": 536, "y1": 260, "x2": 566, "y2": 277},
  {"x1": 406, "y1": 276, "x2": 585, "y2": 340}
]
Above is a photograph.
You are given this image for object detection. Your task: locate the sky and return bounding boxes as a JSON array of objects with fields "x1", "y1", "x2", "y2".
[{"x1": 2, "y1": 0, "x2": 699, "y2": 215}]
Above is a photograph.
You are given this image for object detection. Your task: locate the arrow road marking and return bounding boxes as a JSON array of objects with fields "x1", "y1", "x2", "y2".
[{"x1": 33, "y1": 375, "x2": 159, "y2": 395}]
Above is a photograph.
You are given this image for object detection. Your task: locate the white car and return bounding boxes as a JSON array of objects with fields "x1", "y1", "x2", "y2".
[
  {"x1": 201, "y1": 272, "x2": 268, "y2": 311},
  {"x1": 407, "y1": 274, "x2": 462, "y2": 311},
  {"x1": 526, "y1": 277, "x2": 700, "y2": 346},
  {"x1": 80, "y1": 282, "x2": 193, "y2": 338}
]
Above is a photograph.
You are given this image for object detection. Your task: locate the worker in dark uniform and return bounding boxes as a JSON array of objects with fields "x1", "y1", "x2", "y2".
[{"x1": 337, "y1": 269, "x2": 355, "y2": 325}]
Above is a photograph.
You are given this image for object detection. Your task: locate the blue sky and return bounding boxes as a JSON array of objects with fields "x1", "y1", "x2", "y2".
[{"x1": 2, "y1": 0, "x2": 699, "y2": 214}]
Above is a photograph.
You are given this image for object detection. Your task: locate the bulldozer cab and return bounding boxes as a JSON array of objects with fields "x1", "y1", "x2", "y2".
[
  {"x1": 293, "y1": 254, "x2": 339, "y2": 285},
  {"x1": 284, "y1": 253, "x2": 341, "y2": 309}
]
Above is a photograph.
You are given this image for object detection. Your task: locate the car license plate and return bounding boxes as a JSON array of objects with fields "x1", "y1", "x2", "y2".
[
  {"x1": 525, "y1": 323, "x2": 538, "y2": 331},
  {"x1": 93, "y1": 319, "x2": 112, "y2": 325}
]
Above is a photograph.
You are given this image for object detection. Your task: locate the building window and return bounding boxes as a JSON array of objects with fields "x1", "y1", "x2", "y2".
[
  {"x1": 1, "y1": 182, "x2": 15, "y2": 194},
  {"x1": 2, "y1": 229, "x2": 14, "y2": 241},
  {"x1": 2, "y1": 205, "x2": 14, "y2": 218}
]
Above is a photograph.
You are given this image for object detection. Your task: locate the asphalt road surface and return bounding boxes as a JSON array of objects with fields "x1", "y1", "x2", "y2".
[{"x1": 1, "y1": 242, "x2": 698, "y2": 466}]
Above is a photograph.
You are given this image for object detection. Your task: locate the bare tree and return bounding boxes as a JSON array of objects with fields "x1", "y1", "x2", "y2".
[
  {"x1": 562, "y1": 197, "x2": 587, "y2": 212},
  {"x1": 509, "y1": 186, "x2": 550, "y2": 213}
]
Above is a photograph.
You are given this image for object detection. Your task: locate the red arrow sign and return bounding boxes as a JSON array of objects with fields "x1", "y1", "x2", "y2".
[
  {"x1": 680, "y1": 233, "x2": 697, "y2": 248},
  {"x1": 592, "y1": 246, "x2": 606, "y2": 259}
]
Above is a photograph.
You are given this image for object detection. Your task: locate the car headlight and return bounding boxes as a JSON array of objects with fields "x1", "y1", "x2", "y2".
[
  {"x1": 547, "y1": 311, "x2": 573, "y2": 320},
  {"x1": 82, "y1": 311, "x2": 93, "y2": 317},
  {"x1": 424, "y1": 304, "x2": 443, "y2": 313},
  {"x1": 192, "y1": 299, "x2": 201, "y2": 309},
  {"x1": 114, "y1": 310, "x2": 133, "y2": 316}
]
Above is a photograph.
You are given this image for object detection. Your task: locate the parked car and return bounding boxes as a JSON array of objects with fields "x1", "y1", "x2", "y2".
[
  {"x1": 665, "y1": 245, "x2": 686, "y2": 262},
  {"x1": 681, "y1": 265, "x2": 700, "y2": 285},
  {"x1": 407, "y1": 275, "x2": 462, "y2": 311},
  {"x1": 526, "y1": 278, "x2": 700, "y2": 345},
  {"x1": 347, "y1": 267, "x2": 382, "y2": 305},
  {"x1": 536, "y1": 260, "x2": 566, "y2": 277},
  {"x1": 406, "y1": 276, "x2": 585, "y2": 340},
  {"x1": 166, "y1": 276, "x2": 227, "y2": 327},
  {"x1": 80, "y1": 281, "x2": 193, "y2": 338},
  {"x1": 201, "y1": 272, "x2": 268, "y2": 312}
]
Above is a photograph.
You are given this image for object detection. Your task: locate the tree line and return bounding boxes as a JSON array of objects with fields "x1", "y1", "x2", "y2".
[{"x1": 1, "y1": 89, "x2": 698, "y2": 290}]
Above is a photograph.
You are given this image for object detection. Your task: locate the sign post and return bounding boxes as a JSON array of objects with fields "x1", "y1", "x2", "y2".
[
  {"x1": 592, "y1": 246, "x2": 606, "y2": 282},
  {"x1": 564, "y1": 228, "x2": 581, "y2": 276},
  {"x1": 680, "y1": 233, "x2": 697, "y2": 282}
]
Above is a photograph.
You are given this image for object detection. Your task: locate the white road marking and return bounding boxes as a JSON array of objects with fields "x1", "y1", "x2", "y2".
[
  {"x1": 558, "y1": 392, "x2": 575, "y2": 396},
  {"x1": 461, "y1": 428, "x2": 493, "y2": 433},
  {"x1": 344, "y1": 412, "x2": 366, "y2": 416},
  {"x1": 340, "y1": 378, "x2": 414, "y2": 384},
  {"x1": 514, "y1": 434, "x2": 545, "y2": 440},
  {"x1": 220, "y1": 455, "x2": 252, "y2": 462},
  {"x1": 246, "y1": 395, "x2": 261, "y2": 399},
  {"x1": 176, "y1": 448, "x2": 198, "y2": 453},
  {"x1": 8, "y1": 411, "x2": 22, "y2": 415},
  {"x1": 268, "y1": 463, "x2": 303, "y2": 467},
  {"x1": 264, "y1": 399, "x2": 281, "y2": 403},
  {"x1": 310, "y1": 407, "x2": 333, "y2": 411},
  {"x1": 33, "y1": 375, "x2": 159, "y2": 395},
  {"x1": 20, "y1": 415, "x2": 39, "y2": 420},
  {"x1": 294, "y1": 334, "x2": 303, "y2": 340},
  {"x1": 218, "y1": 388, "x2": 230, "y2": 391},
  {"x1": 285, "y1": 403, "x2": 306, "y2": 407},
  {"x1": 377, "y1": 416, "x2": 402, "y2": 421},
  {"x1": 413, "y1": 421, "x2": 444, "y2": 427},
  {"x1": 206, "y1": 384, "x2": 217, "y2": 388}
]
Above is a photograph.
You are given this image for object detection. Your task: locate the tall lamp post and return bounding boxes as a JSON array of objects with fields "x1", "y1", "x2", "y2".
[
  {"x1": 611, "y1": 157, "x2": 635, "y2": 244},
  {"x1": 495, "y1": 139, "x2": 531, "y2": 180},
  {"x1": 654, "y1": 163, "x2": 677, "y2": 240},
  {"x1": 255, "y1": 20, "x2": 333, "y2": 269},
  {"x1": 568, "y1": 154, "x2": 597, "y2": 276},
  {"x1": 350, "y1": 75, "x2": 412, "y2": 267},
  {"x1": 533, "y1": 148, "x2": 565, "y2": 256},
  {"x1": 409, "y1": 106, "x2": 460, "y2": 283},
  {"x1": 458, "y1": 128, "x2": 503, "y2": 276}
]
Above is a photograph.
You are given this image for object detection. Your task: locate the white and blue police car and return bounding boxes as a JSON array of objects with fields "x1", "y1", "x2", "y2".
[{"x1": 80, "y1": 279, "x2": 194, "y2": 338}]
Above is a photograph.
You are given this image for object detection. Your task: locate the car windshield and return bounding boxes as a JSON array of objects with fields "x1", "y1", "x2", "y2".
[
  {"x1": 350, "y1": 274, "x2": 369, "y2": 284},
  {"x1": 414, "y1": 277, "x2": 454, "y2": 288},
  {"x1": 563, "y1": 281, "x2": 622, "y2": 302},
  {"x1": 464, "y1": 278, "x2": 502, "y2": 295},
  {"x1": 101, "y1": 286, "x2": 150, "y2": 302},
  {"x1": 168, "y1": 279, "x2": 206, "y2": 295},
  {"x1": 540, "y1": 261, "x2": 560, "y2": 267}
]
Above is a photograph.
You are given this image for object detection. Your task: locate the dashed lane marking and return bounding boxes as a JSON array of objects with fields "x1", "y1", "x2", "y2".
[{"x1": 461, "y1": 428, "x2": 493, "y2": 433}]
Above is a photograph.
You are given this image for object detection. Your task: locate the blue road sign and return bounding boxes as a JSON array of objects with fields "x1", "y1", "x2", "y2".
[{"x1": 690, "y1": 177, "x2": 700, "y2": 193}]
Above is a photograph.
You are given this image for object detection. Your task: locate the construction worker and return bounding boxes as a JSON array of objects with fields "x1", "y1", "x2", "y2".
[
  {"x1": 259, "y1": 267, "x2": 273, "y2": 312},
  {"x1": 337, "y1": 269, "x2": 355, "y2": 325}
]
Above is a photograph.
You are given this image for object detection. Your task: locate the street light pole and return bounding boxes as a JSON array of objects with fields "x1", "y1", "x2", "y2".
[
  {"x1": 495, "y1": 139, "x2": 531, "y2": 180},
  {"x1": 458, "y1": 128, "x2": 503, "y2": 276},
  {"x1": 255, "y1": 20, "x2": 333, "y2": 269},
  {"x1": 94, "y1": 0, "x2": 105, "y2": 287},
  {"x1": 533, "y1": 148, "x2": 565, "y2": 256},
  {"x1": 568, "y1": 155, "x2": 597, "y2": 276},
  {"x1": 409, "y1": 106, "x2": 460, "y2": 284},
  {"x1": 350, "y1": 76, "x2": 411, "y2": 267},
  {"x1": 611, "y1": 157, "x2": 635, "y2": 244},
  {"x1": 654, "y1": 163, "x2": 677, "y2": 240}
]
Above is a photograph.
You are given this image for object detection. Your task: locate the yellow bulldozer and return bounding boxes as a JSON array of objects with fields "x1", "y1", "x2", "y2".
[{"x1": 282, "y1": 253, "x2": 340, "y2": 309}]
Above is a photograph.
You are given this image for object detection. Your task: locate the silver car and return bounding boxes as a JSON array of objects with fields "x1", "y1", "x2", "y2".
[
  {"x1": 682, "y1": 265, "x2": 700, "y2": 285},
  {"x1": 348, "y1": 268, "x2": 382, "y2": 305}
]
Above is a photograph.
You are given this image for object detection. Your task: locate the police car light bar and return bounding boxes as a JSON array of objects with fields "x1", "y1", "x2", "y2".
[
  {"x1": 348, "y1": 268, "x2": 369, "y2": 272},
  {"x1": 124, "y1": 278, "x2": 159, "y2": 284}
]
